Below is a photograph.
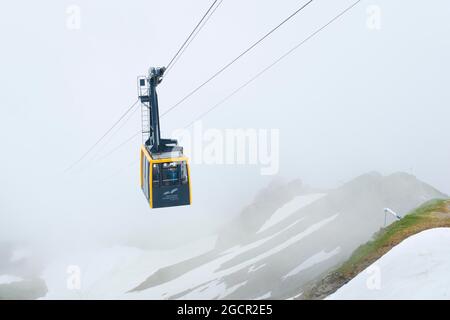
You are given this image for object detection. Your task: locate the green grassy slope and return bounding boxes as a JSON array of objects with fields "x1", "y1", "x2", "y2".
[{"x1": 302, "y1": 199, "x2": 450, "y2": 299}]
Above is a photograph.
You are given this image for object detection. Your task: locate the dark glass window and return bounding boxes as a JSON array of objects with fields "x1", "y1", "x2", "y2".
[
  {"x1": 180, "y1": 162, "x2": 188, "y2": 185},
  {"x1": 152, "y1": 163, "x2": 160, "y2": 186},
  {"x1": 161, "y1": 162, "x2": 180, "y2": 186}
]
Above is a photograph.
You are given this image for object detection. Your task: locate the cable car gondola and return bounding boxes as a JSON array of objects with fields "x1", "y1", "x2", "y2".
[{"x1": 138, "y1": 67, "x2": 191, "y2": 209}]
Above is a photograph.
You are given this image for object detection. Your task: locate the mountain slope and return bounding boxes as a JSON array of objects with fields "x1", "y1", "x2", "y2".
[
  {"x1": 125, "y1": 172, "x2": 446, "y2": 299},
  {"x1": 328, "y1": 227, "x2": 450, "y2": 299},
  {"x1": 31, "y1": 172, "x2": 447, "y2": 299},
  {"x1": 304, "y1": 199, "x2": 450, "y2": 299}
]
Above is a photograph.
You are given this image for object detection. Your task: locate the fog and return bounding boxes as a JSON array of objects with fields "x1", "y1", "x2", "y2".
[{"x1": 1, "y1": 0, "x2": 449, "y2": 263}]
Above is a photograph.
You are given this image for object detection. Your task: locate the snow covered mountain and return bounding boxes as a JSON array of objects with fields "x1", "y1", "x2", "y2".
[
  {"x1": 328, "y1": 228, "x2": 450, "y2": 300},
  {"x1": 124, "y1": 172, "x2": 446, "y2": 299},
  {"x1": 0, "y1": 244, "x2": 47, "y2": 299},
  {"x1": 36, "y1": 172, "x2": 446, "y2": 299}
]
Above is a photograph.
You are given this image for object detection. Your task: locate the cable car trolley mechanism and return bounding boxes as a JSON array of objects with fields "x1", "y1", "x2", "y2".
[{"x1": 138, "y1": 67, "x2": 191, "y2": 209}]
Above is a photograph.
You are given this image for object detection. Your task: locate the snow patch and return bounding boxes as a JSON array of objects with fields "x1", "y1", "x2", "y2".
[
  {"x1": 283, "y1": 247, "x2": 341, "y2": 279},
  {"x1": 259, "y1": 194, "x2": 326, "y2": 233},
  {"x1": 0, "y1": 275, "x2": 23, "y2": 285},
  {"x1": 41, "y1": 236, "x2": 217, "y2": 299},
  {"x1": 126, "y1": 213, "x2": 339, "y2": 299},
  {"x1": 286, "y1": 292, "x2": 303, "y2": 300},
  {"x1": 221, "y1": 214, "x2": 340, "y2": 276},
  {"x1": 328, "y1": 228, "x2": 450, "y2": 300},
  {"x1": 255, "y1": 292, "x2": 271, "y2": 300},
  {"x1": 217, "y1": 281, "x2": 248, "y2": 299},
  {"x1": 248, "y1": 264, "x2": 266, "y2": 273}
]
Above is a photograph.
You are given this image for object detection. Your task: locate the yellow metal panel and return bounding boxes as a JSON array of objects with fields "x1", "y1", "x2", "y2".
[
  {"x1": 140, "y1": 144, "x2": 192, "y2": 208},
  {"x1": 151, "y1": 157, "x2": 189, "y2": 164},
  {"x1": 141, "y1": 145, "x2": 152, "y2": 161},
  {"x1": 139, "y1": 149, "x2": 143, "y2": 188},
  {"x1": 187, "y1": 162, "x2": 192, "y2": 204},
  {"x1": 149, "y1": 159, "x2": 153, "y2": 208},
  {"x1": 140, "y1": 145, "x2": 153, "y2": 207}
]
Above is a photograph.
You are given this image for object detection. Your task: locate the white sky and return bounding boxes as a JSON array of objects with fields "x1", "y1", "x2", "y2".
[{"x1": 1, "y1": 0, "x2": 449, "y2": 252}]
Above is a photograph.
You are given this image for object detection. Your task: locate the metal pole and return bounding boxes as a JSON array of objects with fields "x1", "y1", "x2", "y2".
[{"x1": 148, "y1": 67, "x2": 165, "y2": 153}]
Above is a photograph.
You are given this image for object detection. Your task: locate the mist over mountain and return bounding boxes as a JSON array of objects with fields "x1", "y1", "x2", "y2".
[
  {"x1": 124, "y1": 172, "x2": 447, "y2": 299},
  {"x1": 0, "y1": 171, "x2": 445, "y2": 299}
]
